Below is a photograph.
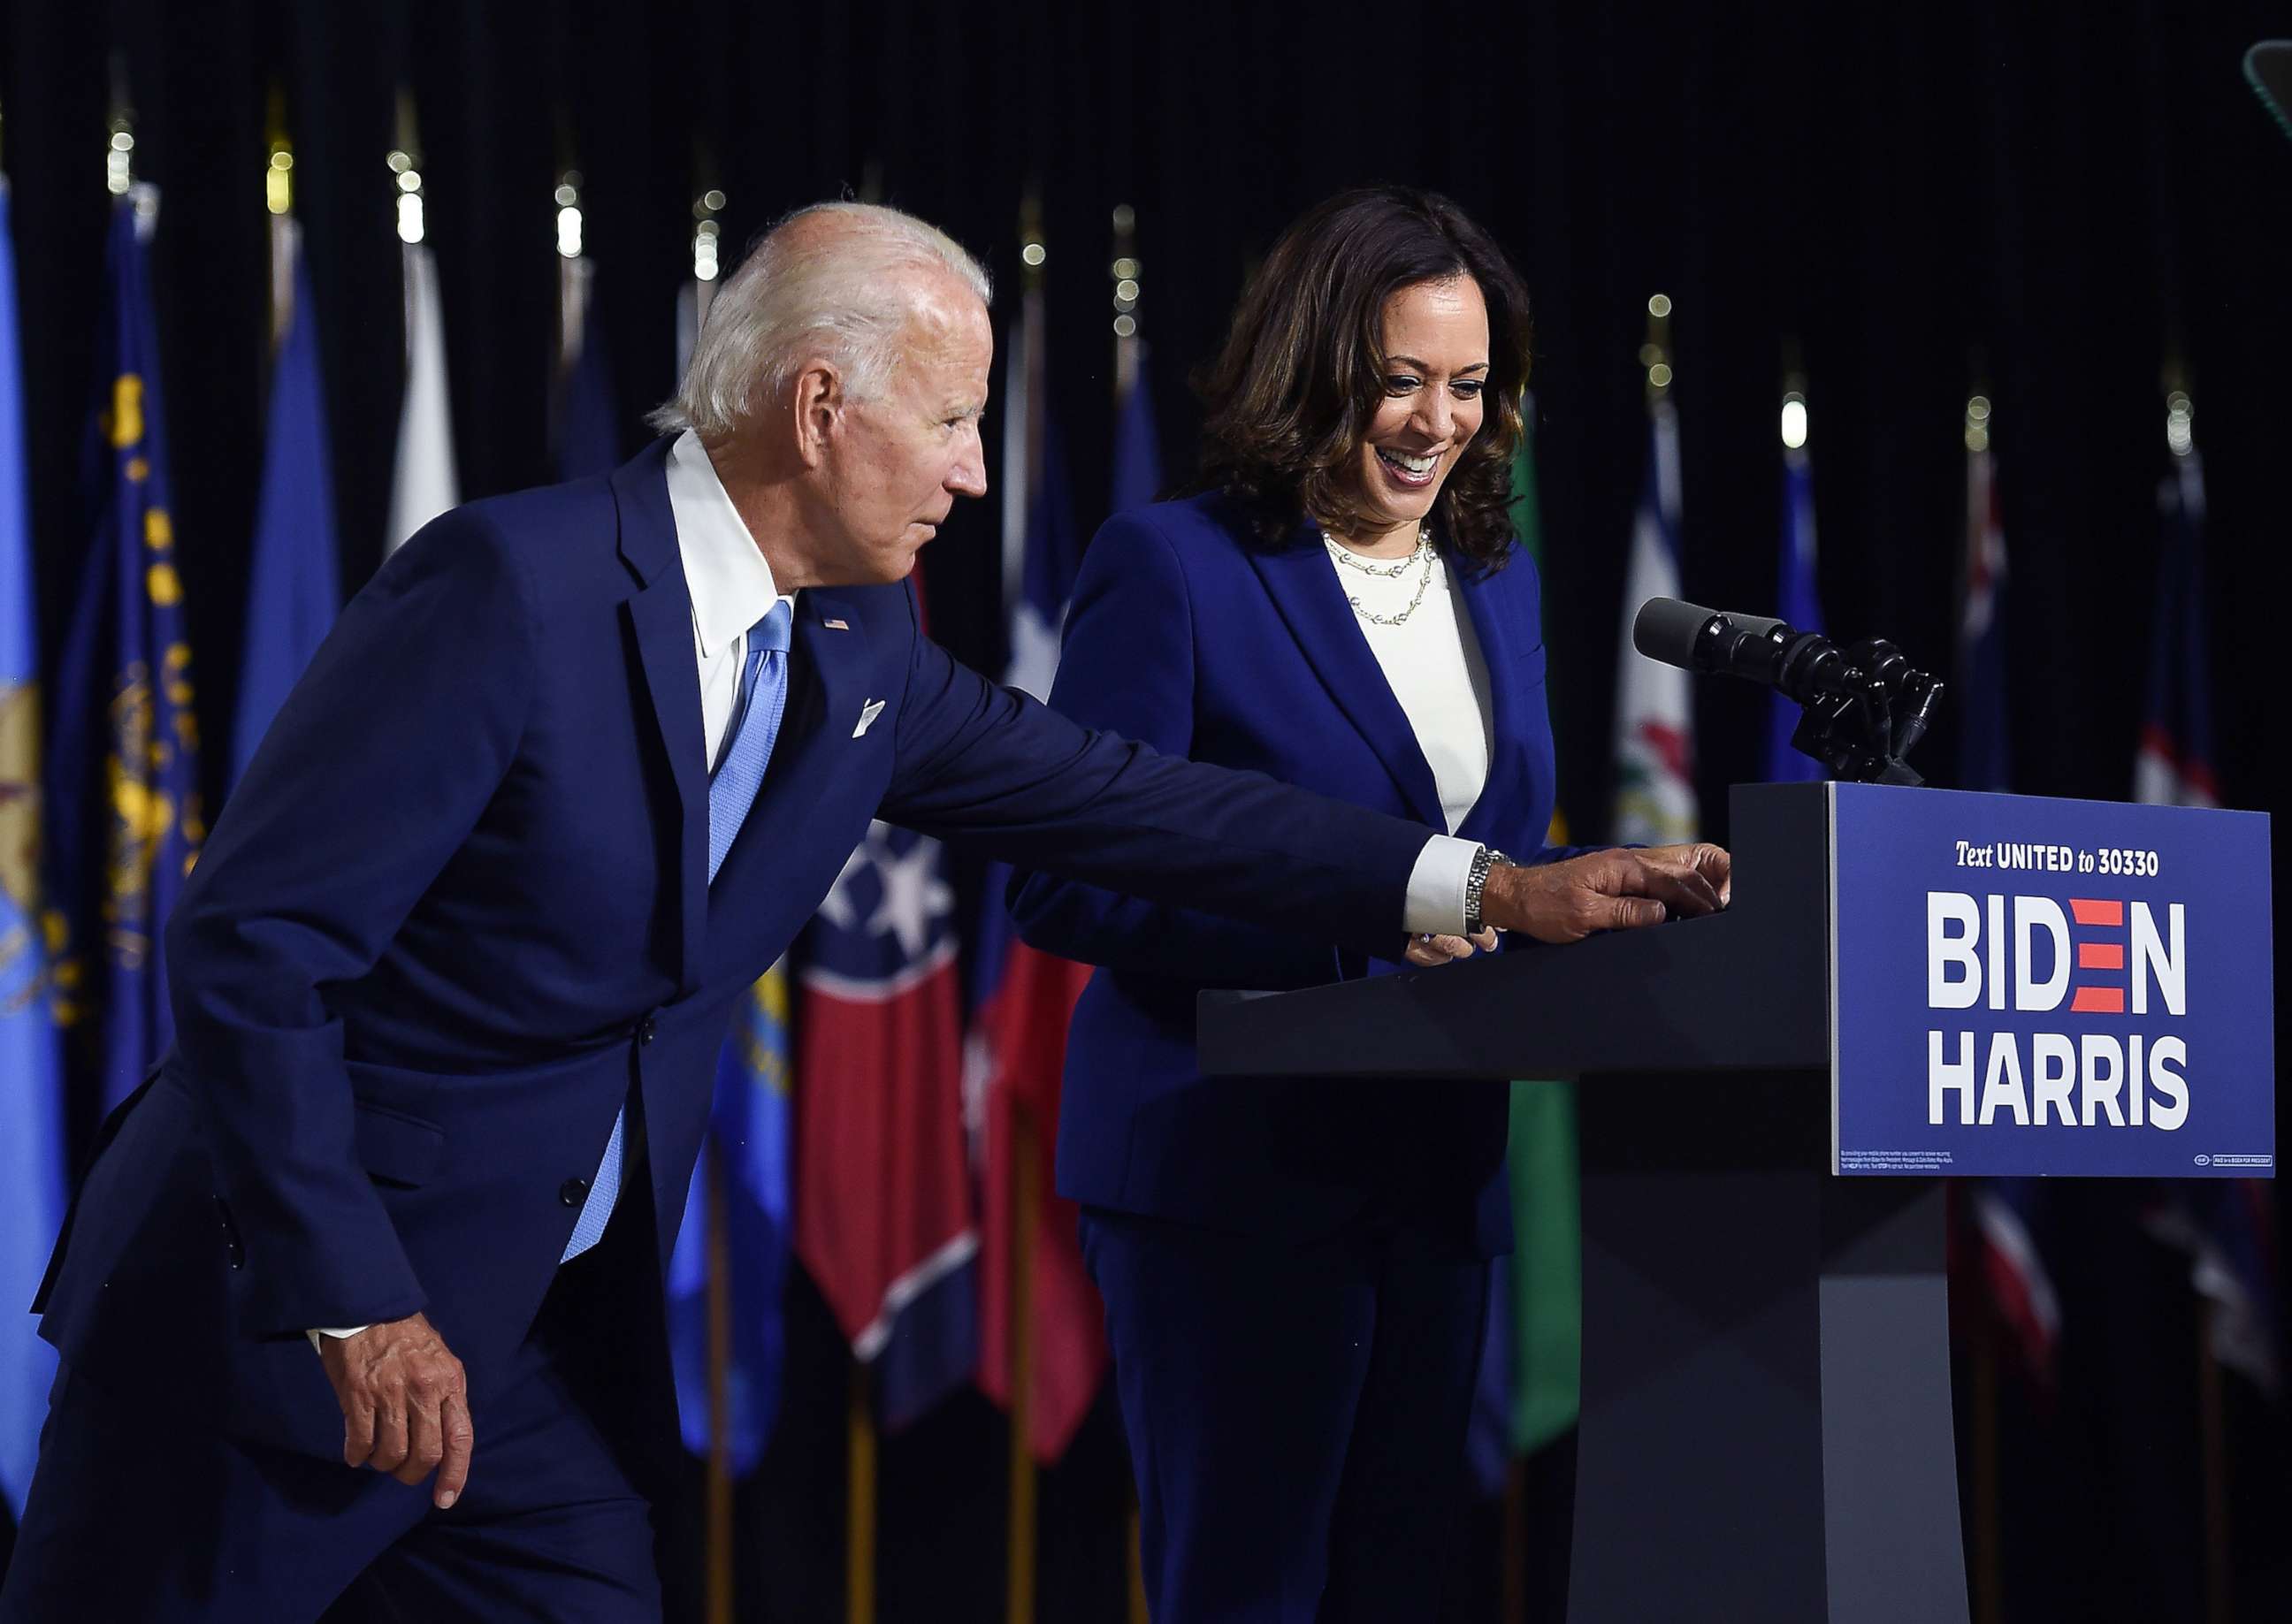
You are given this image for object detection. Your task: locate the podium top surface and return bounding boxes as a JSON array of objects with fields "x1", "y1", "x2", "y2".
[{"x1": 1197, "y1": 783, "x2": 1831, "y2": 1081}]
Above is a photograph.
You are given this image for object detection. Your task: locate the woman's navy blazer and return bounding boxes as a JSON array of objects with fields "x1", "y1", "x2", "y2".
[{"x1": 1012, "y1": 493, "x2": 1590, "y2": 1254}]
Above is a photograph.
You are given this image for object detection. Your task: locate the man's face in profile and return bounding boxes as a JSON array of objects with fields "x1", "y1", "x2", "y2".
[{"x1": 814, "y1": 280, "x2": 992, "y2": 585}]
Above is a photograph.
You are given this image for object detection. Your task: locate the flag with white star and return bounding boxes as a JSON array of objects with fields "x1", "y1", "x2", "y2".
[{"x1": 791, "y1": 818, "x2": 979, "y2": 1428}]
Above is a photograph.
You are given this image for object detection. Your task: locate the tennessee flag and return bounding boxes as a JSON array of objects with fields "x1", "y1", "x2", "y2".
[{"x1": 794, "y1": 798, "x2": 978, "y2": 1428}]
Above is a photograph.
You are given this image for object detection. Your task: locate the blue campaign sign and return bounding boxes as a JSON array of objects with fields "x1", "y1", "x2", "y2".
[{"x1": 1830, "y1": 783, "x2": 2273, "y2": 1178}]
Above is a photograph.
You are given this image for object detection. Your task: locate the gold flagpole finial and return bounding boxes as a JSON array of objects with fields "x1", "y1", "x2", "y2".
[
  {"x1": 554, "y1": 168, "x2": 584, "y2": 261},
  {"x1": 263, "y1": 85, "x2": 298, "y2": 351},
  {"x1": 1639, "y1": 294, "x2": 1674, "y2": 401},
  {"x1": 691, "y1": 186, "x2": 724, "y2": 284},
  {"x1": 106, "y1": 54, "x2": 136, "y2": 196},
  {"x1": 1112, "y1": 203, "x2": 1141, "y2": 396},
  {"x1": 1780, "y1": 339, "x2": 1807, "y2": 453},
  {"x1": 387, "y1": 88, "x2": 425, "y2": 245},
  {"x1": 264, "y1": 84, "x2": 294, "y2": 217},
  {"x1": 2161, "y1": 347, "x2": 2194, "y2": 458},
  {"x1": 1019, "y1": 189, "x2": 1046, "y2": 289}
]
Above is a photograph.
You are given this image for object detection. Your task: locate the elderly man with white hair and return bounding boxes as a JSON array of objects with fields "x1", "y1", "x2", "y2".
[{"x1": 1, "y1": 202, "x2": 1722, "y2": 1621}]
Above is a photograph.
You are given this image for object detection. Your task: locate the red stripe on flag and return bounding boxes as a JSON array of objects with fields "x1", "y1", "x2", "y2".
[
  {"x1": 2070, "y1": 985, "x2": 2124, "y2": 1013},
  {"x1": 2078, "y1": 942, "x2": 2124, "y2": 970},
  {"x1": 2069, "y1": 898, "x2": 2122, "y2": 927},
  {"x1": 975, "y1": 938, "x2": 1109, "y2": 1464},
  {"x1": 794, "y1": 957, "x2": 972, "y2": 1354}
]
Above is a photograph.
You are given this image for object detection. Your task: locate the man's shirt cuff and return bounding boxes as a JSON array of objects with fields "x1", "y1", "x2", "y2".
[
  {"x1": 307, "y1": 1325, "x2": 371, "y2": 1355},
  {"x1": 1403, "y1": 835, "x2": 1478, "y2": 936}
]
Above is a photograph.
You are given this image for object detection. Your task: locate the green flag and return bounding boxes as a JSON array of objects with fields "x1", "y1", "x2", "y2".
[{"x1": 1508, "y1": 393, "x2": 1582, "y2": 1454}]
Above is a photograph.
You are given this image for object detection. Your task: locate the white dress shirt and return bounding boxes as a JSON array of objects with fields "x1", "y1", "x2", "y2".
[
  {"x1": 666, "y1": 430, "x2": 798, "y2": 769},
  {"x1": 1333, "y1": 543, "x2": 1490, "y2": 934}
]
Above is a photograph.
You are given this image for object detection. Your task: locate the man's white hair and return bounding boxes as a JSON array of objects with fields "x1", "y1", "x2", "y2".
[{"x1": 647, "y1": 202, "x2": 992, "y2": 439}]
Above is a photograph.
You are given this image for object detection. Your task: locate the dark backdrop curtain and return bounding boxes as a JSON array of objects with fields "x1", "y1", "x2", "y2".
[{"x1": 2, "y1": 2, "x2": 2283, "y2": 1620}]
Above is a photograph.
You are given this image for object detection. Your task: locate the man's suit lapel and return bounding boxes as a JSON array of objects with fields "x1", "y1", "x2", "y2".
[
  {"x1": 611, "y1": 441, "x2": 710, "y2": 991},
  {"x1": 1248, "y1": 519, "x2": 1444, "y2": 829}
]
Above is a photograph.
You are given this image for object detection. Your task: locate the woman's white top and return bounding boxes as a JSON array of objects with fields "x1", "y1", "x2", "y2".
[{"x1": 1324, "y1": 542, "x2": 1495, "y2": 835}]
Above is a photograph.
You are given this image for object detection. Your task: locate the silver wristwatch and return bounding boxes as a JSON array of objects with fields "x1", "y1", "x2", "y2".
[{"x1": 1463, "y1": 847, "x2": 1510, "y2": 935}]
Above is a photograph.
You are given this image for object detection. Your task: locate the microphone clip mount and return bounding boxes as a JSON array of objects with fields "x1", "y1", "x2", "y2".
[{"x1": 1783, "y1": 637, "x2": 1944, "y2": 785}]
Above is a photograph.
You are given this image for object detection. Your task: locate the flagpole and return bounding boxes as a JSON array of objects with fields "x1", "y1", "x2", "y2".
[
  {"x1": 104, "y1": 54, "x2": 134, "y2": 198},
  {"x1": 384, "y1": 88, "x2": 457, "y2": 558},
  {"x1": 263, "y1": 88, "x2": 294, "y2": 357},
  {"x1": 553, "y1": 165, "x2": 588, "y2": 437},
  {"x1": 847, "y1": 1361, "x2": 876, "y2": 1624},
  {"x1": 2196, "y1": 1285, "x2": 2233, "y2": 1624},
  {"x1": 1501, "y1": 1456, "x2": 1528, "y2": 1622},
  {"x1": 1111, "y1": 204, "x2": 1140, "y2": 400},
  {"x1": 1001, "y1": 194, "x2": 1047, "y2": 1624},
  {"x1": 1639, "y1": 291, "x2": 1673, "y2": 407},
  {"x1": 1967, "y1": 1275, "x2": 2004, "y2": 1624},
  {"x1": 1005, "y1": 1104, "x2": 1041, "y2": 1624},
  {"x1": 703, "y1": 1139, "x2": 734, "y2": 1624}
]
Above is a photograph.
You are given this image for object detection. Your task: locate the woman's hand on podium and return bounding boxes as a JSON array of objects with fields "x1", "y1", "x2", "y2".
[
  {"x1": 1481, "y1": 843, "x2": 1730, "y2": 944},
  {"x1": 1404, "y1": 927, "x2": 1501, "y2": 967},
  {"x1": 318, "y1": 1310, "x2": 475, "y2": 1508}
]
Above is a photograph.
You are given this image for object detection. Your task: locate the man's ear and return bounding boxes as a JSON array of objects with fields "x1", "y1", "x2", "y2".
[{"x1": 791, "y1": 361, "x2": 844, "y2": 468}]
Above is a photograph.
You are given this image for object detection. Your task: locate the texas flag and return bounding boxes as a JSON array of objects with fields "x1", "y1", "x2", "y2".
[{"x1": 793, "y1": 815, "x2": 979, "y2": 1429}]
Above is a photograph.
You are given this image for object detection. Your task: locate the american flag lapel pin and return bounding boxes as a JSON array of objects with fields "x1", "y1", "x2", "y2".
[{"x1": 823, "y1": 617, "x2": 851, "y2": 631}]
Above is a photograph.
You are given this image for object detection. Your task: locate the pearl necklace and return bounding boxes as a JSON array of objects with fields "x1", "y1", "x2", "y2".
[{"x1": 1324, "y1": 524, "x2": 1433, "y2": 626}]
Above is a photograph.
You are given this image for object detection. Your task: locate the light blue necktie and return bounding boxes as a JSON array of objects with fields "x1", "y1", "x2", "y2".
[{"x1": 562, "y1": 600, "x2": 793, "y2": 1262}]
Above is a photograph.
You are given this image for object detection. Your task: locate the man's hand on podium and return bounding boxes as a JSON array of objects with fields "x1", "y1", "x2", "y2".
[
  {"x1": 1481, "y1": 842, "x2": 1730, "y2": 944},
  {"x1": 318, "y1": 1310, "x2": 474, "y2": 1508}
]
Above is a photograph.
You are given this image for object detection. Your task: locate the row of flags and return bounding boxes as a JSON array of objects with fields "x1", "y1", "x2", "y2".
[
  {"x1": 1967, "y1": 409, "x2": 2279, "y2": 1402},
  {"x1": 0, "y1": 176, "x2": 1165, "y2": 1521},
  {"x1": 0, "y1": 167, "x2": 2271, "y2": 1538}
]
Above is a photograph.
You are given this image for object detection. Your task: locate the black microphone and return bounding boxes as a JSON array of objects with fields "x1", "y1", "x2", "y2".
[
  {"x1": 1630, "y1": 598, "x2": 1857, "y2": 705},
  {"x1": 1631, "y1": 598, "x2": 1946, "y2": 785}
]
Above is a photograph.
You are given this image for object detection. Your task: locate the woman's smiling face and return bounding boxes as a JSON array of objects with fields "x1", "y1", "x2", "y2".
[{"x1": 1341, "y1": 275, "x2": 1490, "y2": 546}]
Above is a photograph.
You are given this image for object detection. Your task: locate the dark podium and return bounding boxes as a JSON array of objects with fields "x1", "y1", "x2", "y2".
[{"x1": 1198, "y1": 783, "x2": 1968, "y2": 1624}]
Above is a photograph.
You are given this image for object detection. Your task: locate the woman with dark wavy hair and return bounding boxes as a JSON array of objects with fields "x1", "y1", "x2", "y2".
[{"x1": 1010, "y1": 186, "x2": 1650, "y2": 1620}]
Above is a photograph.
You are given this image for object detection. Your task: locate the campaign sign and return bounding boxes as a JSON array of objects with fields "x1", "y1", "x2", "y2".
[{"x1": 1830, "y1": 783, "x2": 2273, "y2": 1178}]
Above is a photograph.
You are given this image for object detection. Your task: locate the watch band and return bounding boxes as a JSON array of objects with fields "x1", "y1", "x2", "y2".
[{"x1": 1463, "y1": 846, "x2": 1510, "y2": 934}]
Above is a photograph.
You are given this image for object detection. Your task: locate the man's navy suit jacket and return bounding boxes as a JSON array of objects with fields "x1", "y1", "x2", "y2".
[
  {"x1": 32, "y1": 443, "x2": 1435, "y2": 1459},
  {"x1": 1012, "y1": 496, "x2": 1593, "y2": 1254}
]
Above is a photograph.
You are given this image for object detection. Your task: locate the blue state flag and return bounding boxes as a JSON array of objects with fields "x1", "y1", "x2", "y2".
[
  {"x1": 0, "y1": 172, "x2": 68, "y2": 1519},
  {"x1": 1763, "y1": 442, "x2": 1823, "y2": 782},
  {"x1": 45, "y1": 190, "x2": 204, "y2": 1111},
  {"x1": 230, "y1": 233, "x2": 340, "y2": 790},
  {"x1": 665, "y1": 953, "x2": 794, "y2": 1474}
]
